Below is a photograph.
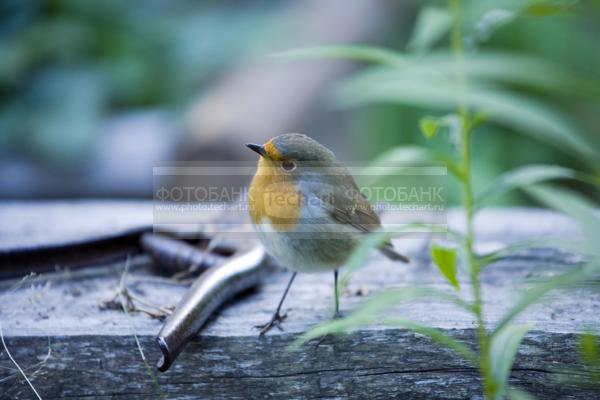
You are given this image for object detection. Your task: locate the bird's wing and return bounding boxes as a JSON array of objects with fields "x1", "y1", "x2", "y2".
[
  {"x1": 299, "y1": 169, "x2": 410, "y2": 263},
  {"x1": 325, "y1": 185, "x2": 382, "y2": 233},
  {"x1": 300, "y1": 167, "x2": 381, "y2": 233},
  {"x1": 325, "y1": 185, "x2": 410, "y2": 262}
]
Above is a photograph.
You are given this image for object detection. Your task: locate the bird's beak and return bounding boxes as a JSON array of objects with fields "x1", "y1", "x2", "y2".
[{"x1": 246, "y1": 143, "x2": 267, "y2": 157}]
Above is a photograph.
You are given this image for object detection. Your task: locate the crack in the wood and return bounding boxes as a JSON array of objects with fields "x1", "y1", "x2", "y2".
[
  {"x1": 164, "y1": 365, "x2": 558, "y2": 383},
  {"x1": 44, "y1": 392, "x2": 155, "y2": 399},
  {"x1": 512, "y1": 367, "x2": 552, "y2": 374},
  {"x1": 358, "y1": 367, "x2": 476, "y2": 377},
  {"x1": 164, "y1": 367, "x2": 361, "y2": 384}
]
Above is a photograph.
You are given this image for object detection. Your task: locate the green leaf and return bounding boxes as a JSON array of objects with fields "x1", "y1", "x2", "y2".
[
  {"x1": 489, "y1": 324, "x2": 532, "y2": 396},
  {"x1": 472, "y1": 8, "x2": 516, "y2": 42},
  {"x1": 552, "y1": 369, "x2": 600, "y2": 391},
  {"x1": 364, "y1": 145, "x2": 462, "y2": 180},
  {"x1": 339, "y1": 225, "x2": 453, "y2": 289},
  {"x1": 293, "y1": 291, "x2": 476, "y2": 364},
  {"x1": 407, "y1": 6, "x2": 452, "y2": 53},
  {"x1": 419, "y1": 116, "x2": 441, "y2": 139},
  {"x1": 273, "y1": 45, "x2": 408, "y2": 67},
  {"x1": 430, "y1": 51, "x2": 600, "y2": 98},
  {"x1": 339, "y1": 230, "x2": 391, "y2": 289},
  {"x1": 362, "y1": 287, "x2": 473, "y2": 314},
  {"x1": 353, "y1": 51, "x2": 600, "y2": 97},
  {"x1": 479, "y1": 237, "x2": 589, "y2": 268},
  {"x1": 463, "y1": 0, "x2": 574, "y2": 39},
  {"x1": 526, "y1": 1, "x2": 576, "y2": 16},
  {"x1": 507, "y1": 388, "x2": 536, "y2": 400},
  {"x1": 418, "y1": 113, "x2": 467, "y2": 150},
  {"x1": 431, "y1": 243, "x2": 460, "y2": 290},
  {"x1": 334, "y1": 70, "x2": 598, "y2": 166},
  {"x1": 369, "y1": 145, "x2": 436, "y2": 167},
  {"x1": 474, "y1": 165, "x2": 580, "y2": 209},
  {"x1": 274, "y1": 46, "x2": 600, "y2": 97},
  {"x1": 383, "y1": 318, "x2": 478, "y2": 365},
  {"x1": 580, "y1": 332, "x2": 600, "y2": 367},
  {"x1": 524, "y1": 184, "x2": 600, "y2": 254},
  {"x1": 493, "y1": 266, "x2": 584, "y2": 336}
]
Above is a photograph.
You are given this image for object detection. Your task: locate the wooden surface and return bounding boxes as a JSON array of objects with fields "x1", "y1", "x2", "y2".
[{"x1": 0, "y1": 202, "x2": 599, "y2": 399}]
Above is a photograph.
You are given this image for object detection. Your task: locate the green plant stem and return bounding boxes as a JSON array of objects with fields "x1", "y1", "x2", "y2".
[
  {"x1": 461, "y1": 116, "x2": 493, "y2": 398},
  {"x1": 449, "y1": 0, "x2": 493, "y2": 398}
]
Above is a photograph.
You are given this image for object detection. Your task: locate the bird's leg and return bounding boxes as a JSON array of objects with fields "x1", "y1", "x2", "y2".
[
  {"x1": 315, "y1": 269, "x2": 342, "y2": 348},
  {"x1": 333, "y1": 269, "x2": 343, "y2": 319},
  {"x1": 255, "y1": 272, "x2": 297, "y2": 335},
  {"x1": 311, "y1": 270, "x2": 345, "y2": 349}
]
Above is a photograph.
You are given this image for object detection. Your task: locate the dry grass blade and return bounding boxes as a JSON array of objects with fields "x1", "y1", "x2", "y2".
[
  {"x1": 0, "y1": 322, "x2": 43, "y2": 400},
  {"x1": 0, "y1": 340, "x2": 51, "y2": 383},
  {"x1": 117, "y1": 257, "x2": 166, "y2": 399}
]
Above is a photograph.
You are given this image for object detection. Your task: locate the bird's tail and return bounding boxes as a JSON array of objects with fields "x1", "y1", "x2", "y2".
[{"x1": 380, "y1": 243, "x2": 410, "y2": 263}]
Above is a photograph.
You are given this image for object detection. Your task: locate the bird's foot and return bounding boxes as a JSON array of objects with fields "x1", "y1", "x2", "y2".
[
  {"x1": 255, "y1": 312, "x2": 287, "y2": 336},
  {"x1": 312, "y1": 312, "x2": 344, "y2": 348}
]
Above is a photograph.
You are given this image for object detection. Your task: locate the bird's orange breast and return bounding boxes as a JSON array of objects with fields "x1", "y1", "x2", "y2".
[{"x1": 248, "y1": 158, "x2": 301, "y2": 231}]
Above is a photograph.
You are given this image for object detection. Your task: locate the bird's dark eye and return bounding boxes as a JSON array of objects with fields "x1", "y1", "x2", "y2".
[{"x1": 281, "y1": 160, "x2": 296, "y2": 172}]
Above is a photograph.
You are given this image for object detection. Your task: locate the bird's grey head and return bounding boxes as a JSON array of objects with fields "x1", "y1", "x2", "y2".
[{"x1": 269, "y1": 133, "x2": 336, "y2": 162}]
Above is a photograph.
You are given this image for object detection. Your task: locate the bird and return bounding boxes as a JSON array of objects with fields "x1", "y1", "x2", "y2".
[{"x1": 246, "y1": 133, "x2": 409, "y2": 334}]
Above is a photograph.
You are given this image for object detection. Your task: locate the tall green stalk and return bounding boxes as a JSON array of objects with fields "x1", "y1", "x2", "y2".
[
  {"x1": 279, "y1": 2, "x2": 600, "y2": 398},
  {"x1": 449, "y1": 0, "x2": 492, "y2": 397}
]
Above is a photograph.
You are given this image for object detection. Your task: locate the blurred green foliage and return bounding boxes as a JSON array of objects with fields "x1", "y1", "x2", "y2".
[
  {"x1": 2, "y1": 0, "x2": 599, "y2": 205},
  {"x1": 282, "y1": 1, "x2": 600, "y2": 397},
  {"x1": 0, "y1": 0, "x2": 279, "y2": 166},
  {"x1": 349, "y1": 0, "x2": 600, "y2": 205}
]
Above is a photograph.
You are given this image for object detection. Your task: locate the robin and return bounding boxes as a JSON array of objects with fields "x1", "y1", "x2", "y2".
[{"x1": 246, "y1": 133, "x2": 409, "y2": 334}]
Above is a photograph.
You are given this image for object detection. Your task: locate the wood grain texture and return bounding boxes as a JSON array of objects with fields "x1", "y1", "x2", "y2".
[
  {"x1": 1, "y1": 331, "x2": 597, "y2": 400},
  {"x1": 0, "y1": 202, "x2": 598, "y2": 399}
]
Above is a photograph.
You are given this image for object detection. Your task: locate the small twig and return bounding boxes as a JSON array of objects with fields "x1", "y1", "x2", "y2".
[
  {"x1": 102, "y1": 279, "x2": 173, "y2": 320},
  {"x1": 3, "y1": 273, "x2": 37, "y2": 298},
  {"x1": 128, "y1": 274, "x2": 190, "y2": 287},
  {"x1": 118, "y1": 257, "x2": 165, "y2": 399},
  {"x1": 0, "y1": 339, "x2": 52, "y2": 383},
  {"x1": 127, "y1": 292, "x2": 173, "y2": 316},
  {"x1": 0, "y1": 322, "x2": 43, "y2": 400}
]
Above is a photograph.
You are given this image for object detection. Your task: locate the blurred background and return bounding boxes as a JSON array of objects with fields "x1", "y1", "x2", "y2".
[{"x1": 1, "y1": 0, "x2": 599, "y2": 203}]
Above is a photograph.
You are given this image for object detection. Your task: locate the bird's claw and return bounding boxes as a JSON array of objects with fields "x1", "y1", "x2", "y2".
[
  {"x1": 312, "y1": 313, "x2": 344, "y2": 348},
  {"x1": 255, "y1": 312, "x2": 287, "y2": 336}
]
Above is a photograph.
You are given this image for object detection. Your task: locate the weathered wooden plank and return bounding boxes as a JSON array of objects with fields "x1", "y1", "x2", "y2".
[
  {"x1": 0, "y1": 203, "x2": 598, "y2": 399},
  {"x1": 0, "y1": 201, "x2": 152, "y2": 251},
  {"x1": 1, "y1": 332, "x2": 596, "y2": 399}
]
